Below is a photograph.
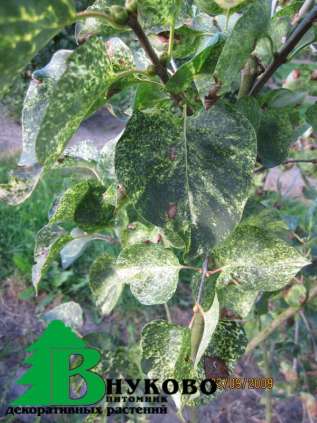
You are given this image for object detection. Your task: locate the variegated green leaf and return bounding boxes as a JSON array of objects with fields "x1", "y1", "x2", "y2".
[
  {"x1": 263, "y1": 89, "x2": 306, "y2": 109},
  {"x1": 241, "y1": 201, "x2": 289, "y2": 239},
  {"x1": 214, "y1": 0, "x2": 270, "y2": 94},
  {"x1": 205, "y1": 320, "x2": 247, "y2": 371},
  {"x1": 104, "y1": 345, "x2": 143, "y2": 379},
  {"x1": 98, "y1": 130, "x2": 126, "y2": 182},
  {"x1": 217, "y1": 285, "x2": 258, "y2": 318},
  {"x1": 141, "y1": 320, "x2": 193, "y2": 404},
  {"x1": 106, "y1": 37, "x2": 135, "y2": 72},
  {"x1": 213, "y1": 225, "x2": 310, "y2": 291},
  {"x1": 0, "y1": 0, "x2": 75, "y2": 94},
  {"x1": 50, "y1": 180, "x2": 115, "y2": 232},
  {"x1": 60, "y1": 227, "x2": 112, "y2": 269},
  {"x1": 257, "y1": 108, "x2": 295, "y2": 168},
  {"x1": 138, "y1": 0, "x2": 190, "y2": 31},
  {"x1": 21, "y1": 50, "x2": 73, "y2": 167},
  {"x1": 169, "y1": 26, "x2": 211, "y2": 60},
  {"x1": 0, "y1": 50, "x2": 72, "y2": 206},
  {"x1": 121, "y1": 244, "x2": 181, "y2": 304},
  {"x1": 194, "y1": 0, "x2": 223, "y2": 15},
  {"x1": 120, "y1": 222, "x2": 161, "y2": 247},
  {"x1": 0, "y1": 164, "x2": 43, "y2": 206},
  {"x1": 115, "y1": 102, "x2": 257, "y2": 254},
  {"x1": 91, "y1": 244, "x2": 181, "y2": 307},
  {"x1": 51, "y1": 140, "x2": 101, "y2": 179},
  {"x1": 34, "y1": 37, "x2": 112, "y2": 165},
  {"x1": 235, "y1": 96, "x2": 261, "y2": 133},
  {"x1": 75, "y1": 0, "x2": 127, "y2": 43},
  {"x1": 90, "y1": 254, "x2": 124, "y2": 315},
  {"x1": 32, "y1": 224, "x2": 72, "y2": 292},
  {"x1": 167, "y1": 34, "x2": 224, "y2": 94}
]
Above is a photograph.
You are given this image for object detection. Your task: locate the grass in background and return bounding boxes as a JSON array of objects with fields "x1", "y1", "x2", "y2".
[{"x1": 0, "y1": 157, "x2": 67, "y2": 280}]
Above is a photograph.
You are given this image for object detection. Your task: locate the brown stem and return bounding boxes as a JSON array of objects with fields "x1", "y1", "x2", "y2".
[
  {"x1": 126, "y1": 12, "x2": 191, "y2": 112},
  {"x1": 250, "y1": 5, "x2": 317, "y2": 96},
  {"x1": 246, "y1": 285, "x2": 317, "y2": 354},
  {"x1": 283, "y1": 159, "x2": 317, "y2": 165},
  {"x1": 127, "y1": 13, "x2": 170, "y2": 84},
  {"x1": 255, "y1": 158, "x2": 317, "y2": 173}
]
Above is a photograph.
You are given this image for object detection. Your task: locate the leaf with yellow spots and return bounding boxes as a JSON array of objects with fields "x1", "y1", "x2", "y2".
[
  {"x1": 0, "y1": 0, "x2": 76, "y2": 94},
  {"x1": 213, "y1": 225, "x2": 310, "y2": 291},
  {"x1": 90, "y1": 244, "x2": 181, "y2": 309},
  {"x1": 23, "y1": 36, "x2": 134, "y2": 166},
  {"x1": 115, "y1": 102, "x2": 257, "y2": 254}
]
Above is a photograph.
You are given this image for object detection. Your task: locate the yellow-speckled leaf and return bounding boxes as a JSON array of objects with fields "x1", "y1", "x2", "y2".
[
  {"x1": 115, "y1": 102, "x2": 257, "y2": 254},
  {"x1": 75, "y1": 0, "x2": 128, "y2": 43},
  {"x1": 50, "y1": 180, "x2": 115, "y2": 232},
  {"x1": 91, "y1": 244, "x2": 181, "y2": 308},
  {"x1": 32, "y1": 224, "x2": 72, "y2": 292},
  {"x1": 0, "y1": 164, "x2": 43, "y2": 206},
  {"x1": 141, "y1": 320, "x2": 195, "y2": 408},
  {"x1": 34, "y1": 37, "x2": 112, "y2": 165},
  {"x1": 213, "y1": 225, "x2": 310, "y2": 291},
  {"x1": 217, "y1": 285, "x2": 258, "y2": 318},
  {"x1": 90, "y1": 254, "x2": 124, "y2": 315},
  {"x1": 0, "y1": 0, "x2": 75, "y2": 94}
]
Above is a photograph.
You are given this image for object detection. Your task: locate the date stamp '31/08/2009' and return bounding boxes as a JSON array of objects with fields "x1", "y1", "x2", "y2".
[{"x1": 212, "y1": 377, "x2": 273, "y2": 390}]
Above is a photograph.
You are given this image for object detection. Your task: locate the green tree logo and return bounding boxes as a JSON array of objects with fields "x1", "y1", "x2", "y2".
[{"x1": 12, "y1": 320, "x2": 105, "y2": 406}]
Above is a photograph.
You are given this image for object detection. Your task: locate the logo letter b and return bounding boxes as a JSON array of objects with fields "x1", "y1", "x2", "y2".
[{"x1": 51, "y1": 348, "x2": 105, "y2": 405}]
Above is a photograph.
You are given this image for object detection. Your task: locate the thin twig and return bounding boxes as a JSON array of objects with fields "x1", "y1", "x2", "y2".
[
  {"x1": 250, "y1": 5, "x2": 317, "y2": 96},
  {"x1": 283, "y1": 159, "x2": 317, "y2": 165},
  {"x1": 292, "y1": 316, "x2": 300, "y2": 372},
  {"x1": 246, "y1": 285, "x2": 317, "y2": 354},
  {"x1": 292, "y1": 0, "x2": 316, "y2": 25},
  {"x1": 126, "y1": 12, "x2": 191, "y2": 112},
  {"x1": 254, "y1": 158, "x2": 317, "y2": 174},
  {"x1": 196, "y1": 255, "x2": 209, "y2": 305},
  {"x1": 127, "y1": 13, "x2": 170, "y2": 84},
  {"x1": 164, "y1": 303, "x2": 172, "y2": 323}
]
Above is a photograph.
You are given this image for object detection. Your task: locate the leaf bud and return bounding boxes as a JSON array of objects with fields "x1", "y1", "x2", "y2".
[{"x1": 109, "y1": 5, "x2": 129, "y2": 26}]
